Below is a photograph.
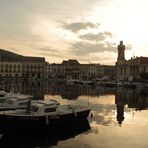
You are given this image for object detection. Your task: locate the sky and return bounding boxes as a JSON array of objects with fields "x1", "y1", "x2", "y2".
[{"x1": 0, "y1": 0, "x2": 148, "y2": 65}]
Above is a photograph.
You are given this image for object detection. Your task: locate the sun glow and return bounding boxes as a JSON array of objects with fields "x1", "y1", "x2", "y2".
[{"x1": 88, "y1": 0, "x2": 148, "y2": 58}]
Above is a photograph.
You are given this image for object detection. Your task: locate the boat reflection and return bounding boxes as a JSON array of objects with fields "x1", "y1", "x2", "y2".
[{"x1": 0, "y1": 119, "x2": 90, "y2": 148}]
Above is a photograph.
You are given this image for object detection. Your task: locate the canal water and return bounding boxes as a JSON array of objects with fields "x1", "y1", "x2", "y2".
[{"x1": 0, "y1": 80, "x2": 148, "y2": 148}]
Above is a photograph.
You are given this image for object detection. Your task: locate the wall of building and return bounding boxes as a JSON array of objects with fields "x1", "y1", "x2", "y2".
[
  {"x1": 116, "y1": 41, "x2": 148, "y2": 81},
  {"x1": 47, "y1": 59, "x2": 115, "y2": 80},
  {"x1": 0, "y1": 61, "x2": 22, "y2": 78}
]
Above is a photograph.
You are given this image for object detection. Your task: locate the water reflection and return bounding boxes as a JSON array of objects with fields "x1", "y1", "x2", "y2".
[
  {"x1": 0, "y1": 120, "x2": 90, "y2": 148},
  {"x1": 1, "y1": 79, "x2": 148, "y2": 127},
  {"x1": 1, "y1": 79, "x2": 148, "y2": 147},
  {"x1": 115, "y1": 88, "x2": 148, "y2": 125},
  {"x1": 0, "y1": 79, "x2": 45, "y2": 100},
  {"x1": 0, "y1": 79, "x2": 116, "y2": 100}
]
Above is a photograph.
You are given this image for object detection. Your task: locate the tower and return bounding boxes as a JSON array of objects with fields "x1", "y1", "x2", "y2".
[{"x1": 117, "y1": 41, "x2": 126, "y2": 64}]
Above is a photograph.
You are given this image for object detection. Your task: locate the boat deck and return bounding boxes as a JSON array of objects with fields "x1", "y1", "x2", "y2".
[{"x1": 0, "y1": 105, "x2": 89, "y2": 117}]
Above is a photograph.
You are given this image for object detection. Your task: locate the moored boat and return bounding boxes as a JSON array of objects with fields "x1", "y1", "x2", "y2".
[
  {"x1": 0, "y1": 98, "x2": 60, "y2": 111},
  {"x1": 0, "y1": 90, "x2": 33, "y2": 102},
  {"x1": 0, "y1": 101, "x2": 91, "y2": 131}
]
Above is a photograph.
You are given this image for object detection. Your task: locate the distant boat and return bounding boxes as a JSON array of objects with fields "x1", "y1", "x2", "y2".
[
  {"x1": 0, "y1": 101, "x2": 90, "y2": 131},
  {"x1": 82, "y1": 80, "x2": 95, "y2": 86},
  {"x1": 0, "y1": 90, "x2": 33, "y2": 102},
  {"x1": 0, "y1": 98, "x2": 60, "y2": 111},
  {"x1": 0, "y1": 90, "x2": 14, "y2": 100}
]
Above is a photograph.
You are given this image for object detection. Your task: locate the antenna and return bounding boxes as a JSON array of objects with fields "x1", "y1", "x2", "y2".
[
  {"x1": 89, "y1": 54, "x2": 91, "y2": 64},
  {"x1": 133, "y1": 49, "x2": 135, "y2": 58}
]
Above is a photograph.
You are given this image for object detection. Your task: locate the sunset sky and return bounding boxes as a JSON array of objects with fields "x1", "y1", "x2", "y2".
[{"x1": 0, "y1": 0, "x2": 148, "y2": 65}]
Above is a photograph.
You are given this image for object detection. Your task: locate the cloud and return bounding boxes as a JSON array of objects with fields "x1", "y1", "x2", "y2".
[
  {"x1": 126, "y1": 44, "x2": 132, "y2": 50},
  {"x1": 37, "y1": 47, "x2": 63, "y2": 57},
  {"x1": 71, "y1": 41, "x2": 116, "y2": 56},
  {"x1": 79, "y1": 32, "x2": 113, "y2": 41},
  {"x1": 62, "y1": 22, "x2": 99, "y2": 33}
]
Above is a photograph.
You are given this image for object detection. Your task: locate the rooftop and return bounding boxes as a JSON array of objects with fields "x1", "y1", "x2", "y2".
[{"x1": 0, "y1": 48, "x2": 45, "y2": 62}]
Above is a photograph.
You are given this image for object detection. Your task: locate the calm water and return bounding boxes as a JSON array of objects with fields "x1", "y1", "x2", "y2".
[{"x1": 0, "y1": 79, "x2": 148, "y2": 148}]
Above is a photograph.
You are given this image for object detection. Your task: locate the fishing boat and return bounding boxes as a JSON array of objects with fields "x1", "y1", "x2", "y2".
[{"x1": 0, "y1": 100, "x2": 90, "y2": 131}]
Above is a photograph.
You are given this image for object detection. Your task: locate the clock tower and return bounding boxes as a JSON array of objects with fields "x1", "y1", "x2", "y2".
[{"x1": 117, "y1": 41, "x2": 126, "y2": 64}]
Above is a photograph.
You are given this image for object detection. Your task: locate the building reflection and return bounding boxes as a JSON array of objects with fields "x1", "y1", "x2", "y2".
[
  {"x1": 115, "y1": 88, "x2": 148, "y2": 125},
  {"x1": 2, "y1": 79, "x2": 148, "y2": 126},
  {"x1": 0, "y1": 79, "x2": 45, "y2": 100},
  {"x1": 0, "y1": 79, "x2": 116, "y2": 100},
  {"x1": 46, "y1": 82, "x2": 116, "y2": 100}
]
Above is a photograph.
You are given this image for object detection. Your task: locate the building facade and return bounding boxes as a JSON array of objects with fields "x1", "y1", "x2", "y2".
[
  {"x1": 22, "y1": 57, "x2": 46, "y2": 79},
  {"x1": 116, "y1": 41, "x2": 148, "y2": 81},
  {"x1": 0, "y1": 61, "x2": 22, "y2": 78},
  {"x1": 0, "y1": 48, "x2": 116, "y2": 80},
  {"x1": 48, "y1": 59, "x2": 115, "y2": 80},
  {"x1": 0, "y1": 49, "x2": 46, "y2": 79}
]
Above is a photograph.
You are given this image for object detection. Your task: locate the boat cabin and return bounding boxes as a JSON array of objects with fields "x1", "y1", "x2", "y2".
[{"x1": 28, "y1": 102, "x2": 57, "y2": 115}]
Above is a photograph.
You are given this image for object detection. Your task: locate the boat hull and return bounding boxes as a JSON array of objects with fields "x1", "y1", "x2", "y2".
[{"x1": 0, "y1": 109, "x2": 90, "y2": 132}]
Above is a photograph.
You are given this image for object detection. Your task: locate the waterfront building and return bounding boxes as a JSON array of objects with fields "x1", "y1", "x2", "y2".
[
  {"x1": 22, "y1": 56, "x2": 46, "y2": 79},
  {"x1": 0, "y1": 48, "x2": 115, "y2": 80},
  {"x1": 116, "y1": 41, "x2": 148, "y2": 81},
  {"x1": 48, "y1": 63, "x2": 65, "y2": 79},
  {"x1": 0, "y1": 61, "x2": 22, "y2": 78},
  {"x1": 0, "y1": 48, "x2": 46, "y2": 79},
  {"x1": 62, "y1": 59, "x2": 80, "y2": 79},
  {"x1": 48, "y1": 59, "x2": 115, "y2": 80}
]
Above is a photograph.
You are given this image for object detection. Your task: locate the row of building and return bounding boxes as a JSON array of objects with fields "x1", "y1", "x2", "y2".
[
  {"x1": 0, "y1": 41, "x2": 148, "y2": 81},
  {"x1": 48, "y1": 60, "x2": 115, "y2": 80},
  {"x1": 0, "y1": 49, "x2": 46, "y2": 79},
  {"x1": 0, "y1": 49, "x2": 115, "y2": 80}
]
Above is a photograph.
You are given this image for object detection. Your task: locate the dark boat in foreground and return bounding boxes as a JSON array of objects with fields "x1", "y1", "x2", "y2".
[{"x1": 0, "y1": 101, "x2": 91, "y2": 132}]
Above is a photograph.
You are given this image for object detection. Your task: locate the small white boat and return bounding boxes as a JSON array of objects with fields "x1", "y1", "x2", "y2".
[
  {"x1": 0, "y1": 90, "x2": 33, "y2": 101},
  {"x1": 0, "y1": 98, "x2": 60, "y2": 111},
  {"x1": 0, "y1": 91, "x2": 8, "y2": 100}
]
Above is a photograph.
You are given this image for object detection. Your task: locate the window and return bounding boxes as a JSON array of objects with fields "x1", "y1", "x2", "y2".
[
  {"x1": 30, "y1": 106, "x2": 38, "y2": 112},
  {"x1": 18, "y1": 102, "x2": 27, "y2": 106},
  {"x1": 44, "y1": 107, "x2": 56, "y2": 113}
]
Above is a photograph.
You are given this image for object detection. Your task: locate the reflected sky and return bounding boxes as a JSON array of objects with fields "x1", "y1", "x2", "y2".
[{"x1": 1, "y1": 80, "x2": 148, "y2": 147}]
